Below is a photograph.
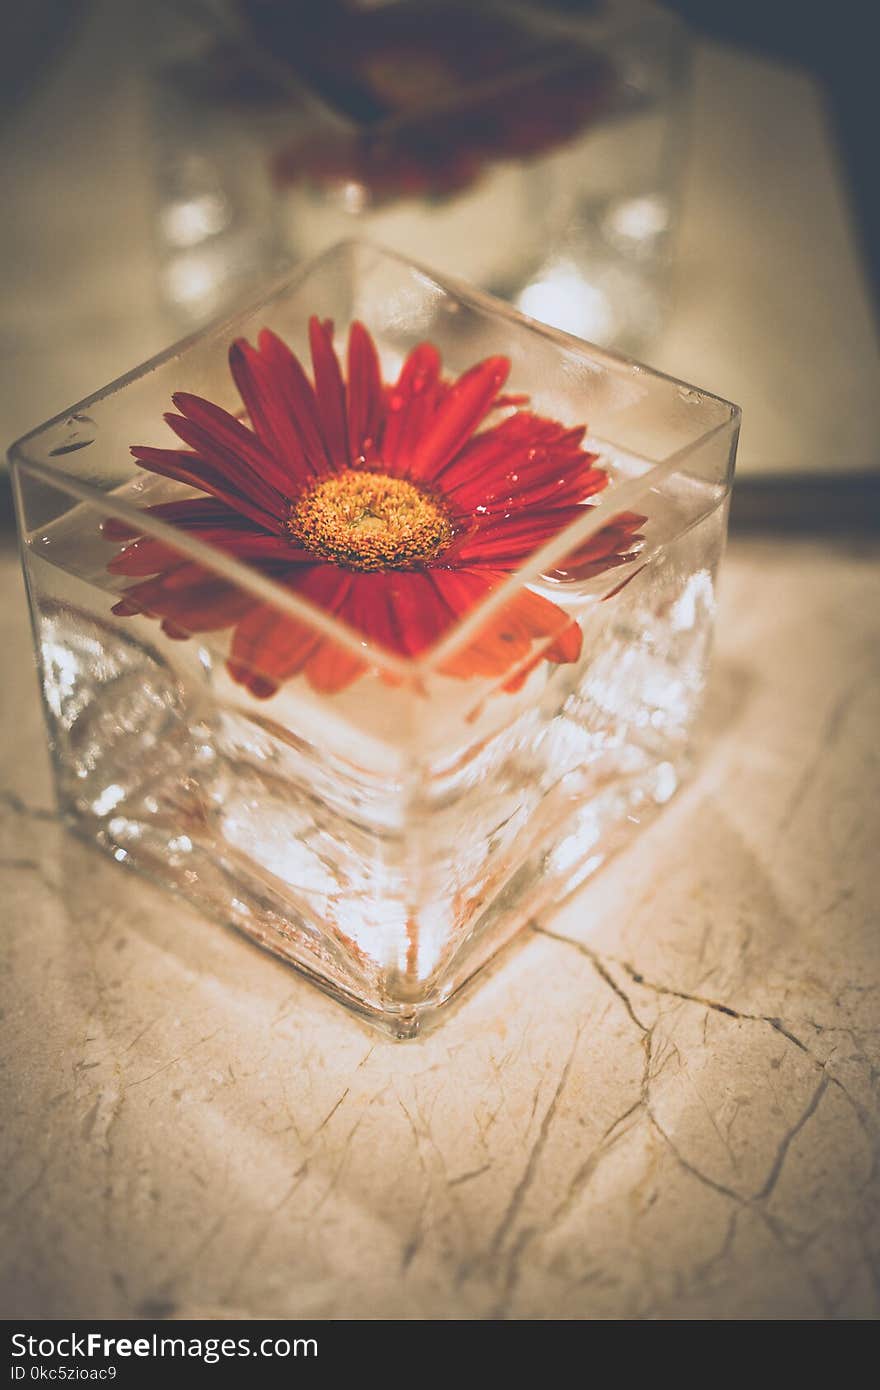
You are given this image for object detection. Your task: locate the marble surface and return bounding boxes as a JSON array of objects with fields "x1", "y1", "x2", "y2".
[{"x1": 1, "y1": 531, "x2": 878, "y2": 1320}]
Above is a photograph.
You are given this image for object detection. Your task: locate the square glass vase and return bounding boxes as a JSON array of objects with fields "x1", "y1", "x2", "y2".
[{"x1": 9, "y1": 241, "x2": 738, "y2": 1037}]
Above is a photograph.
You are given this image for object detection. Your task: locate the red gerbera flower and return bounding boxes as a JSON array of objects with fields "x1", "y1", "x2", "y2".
[{"x1": 105, "y1": 318, "x2": 643, "y2": 698}]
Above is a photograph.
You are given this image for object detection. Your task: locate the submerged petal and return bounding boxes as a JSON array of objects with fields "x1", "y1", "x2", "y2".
[
  {"x1": 304, "y1": 640, "x2": 368, "y2": 694},
  {"x1": 110, "y1": 566, "x2": 257, "y2": 636},
  {"x1": 227, "y1": 564, "x2": 352, "y2": 697},
  {"x1": 432, "y1": 568, "x2": 582, "y2": 683},
  {"x1": 551, "y1": 511, "x2": 646, "y2": 581}
]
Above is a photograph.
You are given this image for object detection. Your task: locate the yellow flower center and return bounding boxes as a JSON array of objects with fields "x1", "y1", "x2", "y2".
[{"x1": 289, "y1": 469, "x2": 453, "y2": 571}]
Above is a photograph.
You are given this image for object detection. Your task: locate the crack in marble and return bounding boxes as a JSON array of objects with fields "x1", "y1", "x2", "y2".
[
  {"x1": 393, "y1": 1093, "x2": 440, "y2": 1275},
  {"x1": 528, "y1": 922, "x2": 877, "y2": 1303},
  {"x1": 311, "y1": 1114, "x2": 367, "y2": 1215},
  {"x1": 490, "y1": 1028, "x2": 658, "y2": 1317},
  {"x1": 123, "y1": 1030, "x2": 223, "y2": 1091},
  {"x1": 222, "y1": 1163, "x2": 310, "y2": 1300},
  {"x1": 463, "y1": 1026, "x2": 585, "y2": 1311},
  {"x1": 123, "y1": 1017, "x2": 163, "y2": 1053},
  {"x1": 536, "y1": 922, "x2": 879, "y2": 1146},
  {"x1": 692, "y1": 1209, "x2": 740, "y2": 1286},
  {"x1": 0, "y1": 789, "x2": 57, "y2": 822},
  {"x1": 447, "y1": 1163, "x2": 492, "y2": 1188},
  {"x1": 1, "y1": 1160, "x2": 49, "y2": 1219},
  {"x1": 310, "y1": 1088, "x2": 350, "y2": 1140},
  {"x1": 488, "y1": 1026, "x2": 583, "y2": 1261},
  {"x1": 647, "y1": 1065, "x2": 834, "y2": 1217},
  {"x1": 533, "y1": 927, "x2": 649, "y2": 1032},
  {"x1": 754, "y1": 1075, "x2": 830, "y2": 1201},
  {"x1": 756, "y1": 1207, "x2": 838, "y2": 1317}
]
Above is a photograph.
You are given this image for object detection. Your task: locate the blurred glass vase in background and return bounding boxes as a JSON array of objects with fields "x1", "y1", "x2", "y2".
[{"x1": 148, "y1": 0, "x2": 691, "y2": 352}]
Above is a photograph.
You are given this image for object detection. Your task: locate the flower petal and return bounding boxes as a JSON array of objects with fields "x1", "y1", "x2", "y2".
[
  {"x1": 304, "y1": 640, "x2": 368, "y2": 694},
  {"x1": 407, "y1": 355, "x2": 510, "y2": 482},
  {"x1": 383, "y1": 570, "x2": 461, "y2": 656},
  {"x1": 432, "y1": 568, "x2": 581, "y2": 681},
  {"x1": 257, "y1": 327, "x2": 338, "y2": 478},
  {"x1": 342, "y1": 571, "x2": 407, "y2": 656},
  {"x1": 163, "y1": 410, "x2": 287, "y2": 519},
  {"x1": 446, "y1": 505, "x2": 593, "y2": 568},
  {"x1": 226, "y1": 564, "x2": 351, "y2": 696},
  {"x1": 170, "y1": 391, "x2": 303, "y2": 500},
  {"x1": 231, "y1": 333, "x2": 326, "y2": 483},
  {"x1": 143, "y1": 498, "x2": 255, "y2": 530},
  {"x1": 108, "y1": 538, "x2": 188, "y2": 577},
  {"x1": 309, "y1": 316, "x2": 349, "y2": 470},
  {"x1": 550, "y1": 511, "x2": 646, "y2": 581},
  {"x1": 346, "y1": 320, "x2": 384, "y2": 463},
  {"x1": 104, "y1": 500, "x2": 275, "y2": 570},
  {"x1": 380, "y1": 342, "x2": 443, "y2": 475},
  {"x1": 442, "y1": 412, "x2": 605, "y2": 516},
  {"x1": 111, "y1": 567, "x2": 256, "y2": 635},
  {"x1": 431, "y1": 568, "x2": 533, "y2": 677},
  {"x1": 130, "y1": 446, "x2": 282, "y2": 530}
]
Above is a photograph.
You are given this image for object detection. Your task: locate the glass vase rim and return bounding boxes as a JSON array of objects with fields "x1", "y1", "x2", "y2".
[{"x1": 7, "y1": 238, "x2": 740, "y2": 684}]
